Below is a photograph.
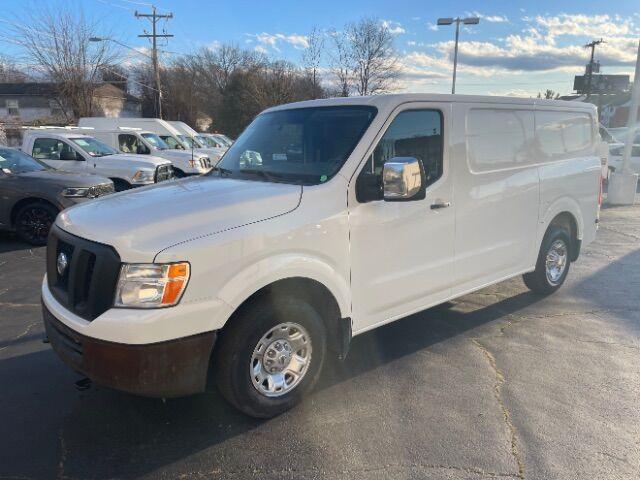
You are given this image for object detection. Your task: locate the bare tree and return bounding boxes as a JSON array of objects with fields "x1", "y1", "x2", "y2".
[
  {"x1": 7, "y1": 7, "x2": 117, "y2": 119},
  {"x1": 0, "y1": 56, "x2": 27, "y2": 82},
  {"x1": 329, "y1": 29, "x2": 353, "y2": 97},
  {"x1": 302, "y1": 27, "x2": 324, "y2": 97},
  {"x1": 346, "y1": 18, "x2": 399, "y2": 96}
]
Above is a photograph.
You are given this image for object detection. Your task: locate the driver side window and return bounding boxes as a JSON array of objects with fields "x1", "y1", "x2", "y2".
[
  {"x1": 361, "y1": 109, "x2": 444, "y2": 186},
  {"x1": 119, "y1": 134, "x2": 149, "y2": 154}
]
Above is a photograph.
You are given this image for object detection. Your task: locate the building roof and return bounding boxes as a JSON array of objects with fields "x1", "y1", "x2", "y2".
[{"x1": 0, "y1": 82, "x2": 58, "y2": 96}]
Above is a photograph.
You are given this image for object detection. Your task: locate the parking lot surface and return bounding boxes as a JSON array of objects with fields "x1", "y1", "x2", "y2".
[{"x1": 1, "y1": 205, "x2": 639, "y2": 480}]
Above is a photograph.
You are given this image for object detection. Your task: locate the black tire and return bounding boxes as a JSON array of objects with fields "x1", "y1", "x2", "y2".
[
  {"x1": 111, "y1": 178, "x2": 132, "y2": 192},
  {"x1": 523, "y1": 226, "x2": 572, "y2": 295},
  {"x1": 173, "y1": 169, "x2": 186, "y2": 178},
  {"x1": 214, "y1": 296, "x2": 327, "y2": 418},
  {"x1": 14, "y1": 202, "x2": 59, "y2": 246}
]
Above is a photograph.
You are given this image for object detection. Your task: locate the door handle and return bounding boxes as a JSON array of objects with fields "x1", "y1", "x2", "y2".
[{"x1": 430, "y1": 201, "x2": 451, "y2": 210}]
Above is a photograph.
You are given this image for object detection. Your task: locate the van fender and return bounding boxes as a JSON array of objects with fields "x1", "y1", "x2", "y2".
[
  {"x1": 216, "y1": 253, "x2": 351, "y2": 325},
  {"x1": 537, "y1": 196, "x2": 584, "y2": 253}
]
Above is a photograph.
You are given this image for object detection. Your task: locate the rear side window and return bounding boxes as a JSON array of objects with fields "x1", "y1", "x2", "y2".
[
  {"x1": 119, "y1": 134, "x2": 149, "y2": 154},
  {"x1": 535, "y1": 111, "x2": 593, "y2": 157},
  {"x1": 32, "y1": 138, "x2": 79, "y2": 161},
  {"x1": 466, "y1": 109, "x2": 534, "y2": 172}
]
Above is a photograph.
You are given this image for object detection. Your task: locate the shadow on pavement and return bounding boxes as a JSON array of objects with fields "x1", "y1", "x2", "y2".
[
  {"x1": 0, "y1": 289, "x2": 542, "y2": 479},
  {"x1": 0, "y1": 232, "x2": 39, "y2": 254}
]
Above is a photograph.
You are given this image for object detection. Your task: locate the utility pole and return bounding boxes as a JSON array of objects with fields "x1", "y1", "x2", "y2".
[
  {"x1": 584, "y1": 39, "x2": 604, "y2": 100},
  {"x1": 135, "y1": 6, "x2": 173, "y2": 118}
]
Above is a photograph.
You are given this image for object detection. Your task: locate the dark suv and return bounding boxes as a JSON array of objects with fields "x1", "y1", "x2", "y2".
[{"x1": 0, "y1": 147, "x2": 114, "y2": 245}]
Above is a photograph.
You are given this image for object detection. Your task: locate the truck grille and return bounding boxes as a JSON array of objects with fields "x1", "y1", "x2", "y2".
[
  {"x1": 155, "y1": 164, "x2": 174, "y2": 183},
  {"x1": 47, "y1": 225, "x2": 121, "y2": 321}
]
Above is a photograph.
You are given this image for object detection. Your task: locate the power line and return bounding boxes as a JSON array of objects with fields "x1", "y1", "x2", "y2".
[{"x1": 134, "y1": 6, "x2": 173, "y2": 118}]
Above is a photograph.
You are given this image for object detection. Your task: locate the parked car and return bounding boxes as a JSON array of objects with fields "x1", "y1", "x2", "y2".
[
  {"x1": 42, "y1": 94, "x2": 601, "y2": 418},
  {"x1": 78, "y1": 117, "x2": 221, "y2": 166},
  {"x1": 21, "y1": 128, "x2": 174, "y2": 191},
  {"x1": 0, "y1": 147, "x2": 114, "y2": 245},
  {"x1": 608, "y1": 144, "x2": 640, "y2": 175},
  {"x1": 86, "y1": 128, "x2": 212, "y2": 177}
]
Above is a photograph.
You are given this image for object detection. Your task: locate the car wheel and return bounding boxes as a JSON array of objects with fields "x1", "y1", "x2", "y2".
[
  {"x1": 215, "y1": 296, "x2": 327, "y2": 418},
  {"x1": 15, "y1": 202, "x2": 58, "y2": 246},
  {"x1": 173, "y1": 169, "x2": 186, "y2": 178},
  {"x1": 523, "y1": 226, "x2": 571, "y2": 295}
]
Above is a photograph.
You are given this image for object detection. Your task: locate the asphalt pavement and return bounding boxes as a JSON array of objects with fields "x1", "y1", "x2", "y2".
[{"x1": 1, "y1": 204, "x2": 639, "y2": 479}]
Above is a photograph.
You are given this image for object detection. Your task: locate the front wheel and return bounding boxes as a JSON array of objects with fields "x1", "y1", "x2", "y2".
[
  {"x1": 214, "y1": 297, "x2": 326, "y2": 418},
  {"x1": 523, "y1": 226, "x2": 571, "y2": 295},
  {"x1": 15, "y1": 202, "x2": 59, "y2": 246}
]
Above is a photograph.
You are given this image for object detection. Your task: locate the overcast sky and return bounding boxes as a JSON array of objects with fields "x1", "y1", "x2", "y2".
[{"x1": 1, "y1": 0, "x2": 639, "y2": 97}]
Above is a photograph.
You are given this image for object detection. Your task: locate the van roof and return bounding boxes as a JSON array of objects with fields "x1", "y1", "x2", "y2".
[{"x1": 264, "y1": 93, "x2": 597, "y2": 114}]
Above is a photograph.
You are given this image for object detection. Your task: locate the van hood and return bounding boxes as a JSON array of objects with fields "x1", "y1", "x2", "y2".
[{"x1": 56, "y1": 176, "x2": 302, "y2": 261}]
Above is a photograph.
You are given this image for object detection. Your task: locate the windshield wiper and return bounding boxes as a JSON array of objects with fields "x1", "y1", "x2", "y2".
[{"x1": 238, "y1": 168, "x2": 282, "y2": 182}]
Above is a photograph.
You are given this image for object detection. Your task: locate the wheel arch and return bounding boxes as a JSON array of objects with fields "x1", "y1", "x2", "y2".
[
  {"x1": 539, "y1": 199, "x2": 582, "y2": 261},
  {"x1": 10, "y1": 197, "x2": 60, "y2": 226},
  {"x1": 216, "y1": 257, "x2": 352, "y2": 359}
]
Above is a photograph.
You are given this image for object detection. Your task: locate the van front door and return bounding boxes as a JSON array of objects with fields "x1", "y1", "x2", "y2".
[{"x1": 349, "y1": 104, "x2": 455, "y2": 333}]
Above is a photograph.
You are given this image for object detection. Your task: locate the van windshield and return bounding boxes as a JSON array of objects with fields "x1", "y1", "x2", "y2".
[
  {"x1": 160, "y1": 135, "x2": 185, "y2": 150},
  {"x1": 141, "y1": 133, "x2": 169, "y2": 150},
  {"x1": 178, "y1": 134, "x2": 197, "y2": 149},
  {"x1": 214, "y1": 106, "x2": 377, "y2": 185}
]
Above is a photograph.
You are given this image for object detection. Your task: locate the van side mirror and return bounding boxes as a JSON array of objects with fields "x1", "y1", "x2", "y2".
[
  {"x1": 136, "y1": 144, "x2": 149, "y2": 155},
  {"x1": 382, "y1": 157, "x2": 425, "y2": 201},
  {"x1": 60, "y1": 149, "x2": 81, "y2": 161}
]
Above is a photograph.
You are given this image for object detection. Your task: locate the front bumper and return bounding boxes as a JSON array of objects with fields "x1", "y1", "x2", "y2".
[{"x1": 43, "y1": 303, "x2": 217, "y2": 398}]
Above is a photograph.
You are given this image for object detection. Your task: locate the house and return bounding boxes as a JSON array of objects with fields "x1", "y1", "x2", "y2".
[
  {"x1": 0, "y1": 82, "x2": 141, "y2": 122},
  {"x1": 0, "y1": 82, "x2": 142, "y2": 146}
]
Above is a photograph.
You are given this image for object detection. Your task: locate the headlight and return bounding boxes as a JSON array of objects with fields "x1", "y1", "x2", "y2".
[
  {"x1": 62, "y1": 187, "x2": 89, "y2": 197},
  {"x1": 114, "y1": 262, "x2": 190, "y2": 308},
  {"x1": 131, "y1": 169, "x2": 155, "y2": 184}
]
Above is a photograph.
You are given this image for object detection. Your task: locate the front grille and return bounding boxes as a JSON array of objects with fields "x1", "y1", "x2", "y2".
[
  {"x1": 47, "y1": 225, "x2": 121, "y2": 321},
  {"x1": 155, "y1": 164, "x2": 174, "y2": 182}
]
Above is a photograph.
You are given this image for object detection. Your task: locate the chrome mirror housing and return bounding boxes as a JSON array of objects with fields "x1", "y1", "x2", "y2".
[{"x1": 382, "y1": 157, "x2": 424, "y2": 200}]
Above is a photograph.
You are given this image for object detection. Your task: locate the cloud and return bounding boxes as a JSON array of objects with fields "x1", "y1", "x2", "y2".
[
  {"x1": 254, "y1": 45, "x2": 268, "y2": 55},
  {"x1": 248, "y1": 32, "x2": 309, "y2": 53},
  {"x1": 470, "y1": 12, "x2": 509, "y2": 23},
  {"x1": 427, "y1": 22, "x2": 438, "y2": 31},
  {"x1": 381, "y1": 20, "x2": 405, "y2": 35}
]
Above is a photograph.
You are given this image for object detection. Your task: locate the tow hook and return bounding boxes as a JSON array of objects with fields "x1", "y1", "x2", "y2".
[{"x1": 74, "y1": 378, "x2": 92, "y2": 391}]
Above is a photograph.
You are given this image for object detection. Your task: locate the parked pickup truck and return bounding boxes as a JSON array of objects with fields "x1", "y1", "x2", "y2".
[
  {"x1": 83, "y1": 128, "x2": 212, "y2": 177},
  {"x1": 41, "y1": 94, "x2": 601, "y2": 418},
  {"x1": 22, "y1": 128, "x2": 174, "y2": 191}
]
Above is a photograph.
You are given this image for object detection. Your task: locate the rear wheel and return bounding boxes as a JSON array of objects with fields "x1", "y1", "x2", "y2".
[
  {"x1": 523, "y1": 226, "x2": 571, "y2": 295},
  {"x1": 15, "y1": 202, "x2": 58, "y2": 246},
  {"x1": 215, "y1": 296, "x2": 326, "y2": 418}
]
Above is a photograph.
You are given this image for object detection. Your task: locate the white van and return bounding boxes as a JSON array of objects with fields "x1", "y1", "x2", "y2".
[
  {"x1": 169, "y1": 121, "x2": 227, "y2": 157},
  {"x1": 79, "y1": 117, "x2": 223, "y2": 165},
  {"x1": 21, "y1": 128, "x2": 174, "y2": 191},
  {"x1": 42, "y1": 94, "x2": 601, "y2": 418},
  {"x1": 86, "y1": 127, "x2": 212, "y2": 177}
]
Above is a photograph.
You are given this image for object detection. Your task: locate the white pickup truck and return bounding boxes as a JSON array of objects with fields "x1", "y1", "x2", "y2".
[
  {"x1": 22, "y1": 129, "x2": 174, "y2": 191},
  {"x1": 78, "y1": 117, "x2": 221, "y2": 170}
]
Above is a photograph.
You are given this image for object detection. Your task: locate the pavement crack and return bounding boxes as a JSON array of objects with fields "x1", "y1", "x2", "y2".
[
  {"x1": 599, "y1": 225, "x2": 640, "y2": 242},
  {"x1": 472, "y1": 339, "x2": 525, "y2": 479}
]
